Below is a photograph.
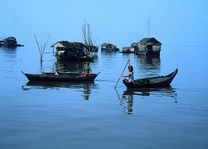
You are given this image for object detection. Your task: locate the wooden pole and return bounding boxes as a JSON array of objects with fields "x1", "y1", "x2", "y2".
[
  {"x1": 114, "y1": 59, "x2": 130, "y2": 88},
  {"x1": 34, "y1": 34, "x2": 50, "y2": 64}
]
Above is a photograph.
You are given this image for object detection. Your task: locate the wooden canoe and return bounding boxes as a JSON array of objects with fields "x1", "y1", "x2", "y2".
[
  {"x1": 123, "y1": 68, "x2": 178, "y2": 88},
  {"x1": 22, "y1": 71, "x2": 99, "y2": 82}
]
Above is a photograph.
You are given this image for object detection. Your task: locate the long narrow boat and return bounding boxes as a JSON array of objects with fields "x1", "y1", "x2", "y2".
[
  {"x1": 22, "y1": 71, "x2": 100, "y2": 82},
  {"x1": 123, "y1": 68, "x2": 178, "y2": 88}
]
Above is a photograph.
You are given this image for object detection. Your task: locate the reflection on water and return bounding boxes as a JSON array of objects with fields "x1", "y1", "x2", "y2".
[
  {"x1": 137, "y1": 55, "x2": 160, "y2": 77},
  {"x1": 0, "y1": 48, "x2": 17, "y2": 60},
  {"x1": 123, "y1": 87, "x2": 177, "y2": 98},
  {"x1": 22, "y1": 81, "x2": 98, "y2": 100},
  {"x1": 101, "y1": 50, "x2": 118, "y2": 59},
  {"x1": 117, "y1": 87, "x2": 177, "y2": 115},
  {"x1": 55, "y1": 61, "x2": 87, "y2": 72},
  {"x1": 0, "y1": 48, "x2": 17, "y2": 75}
]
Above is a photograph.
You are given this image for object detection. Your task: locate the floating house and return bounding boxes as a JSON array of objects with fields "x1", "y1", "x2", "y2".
[
  {"x1": 121, "y1": 47, "x2": 135, "y2": 53},
  {"x1": 101, "y1": 43, "x2": 119, "y2": 52},
  {"x1": 135, "y1": 37, "x2": 161, "y2": 56},
  {"x1": 86, "y1": 45, "x2": 99, "y2": 52},
  {"x1": 51, "y1": 41, "x2": 93, "y2": 62},
  {"x1": 0, "y1": 37, "x2": 23, "y2": 48}
]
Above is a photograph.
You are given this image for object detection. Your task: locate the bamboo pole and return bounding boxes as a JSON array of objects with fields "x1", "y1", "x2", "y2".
[
  {"x1": 114, "y1": 59, "x2": 130, "y2": 88},
  {"x1": 82, "y1": 20, "x2": 87, "y2": 45},
  {"x1": 34, "y1": 34, "x2": 50, "y2": 64}
]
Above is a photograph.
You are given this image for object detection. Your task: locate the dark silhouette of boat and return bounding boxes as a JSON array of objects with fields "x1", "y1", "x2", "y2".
[
  {"x1": 123, "y1": 68, "x2": 178, "y2": 88},
  {"x1": 101, "y1": 43, "x2": 119, "y2": 52},
  {"x1": 0, "y1": 37, "x2": 23, "y2": 48},
  {"x1": 22, "y1": 71, "x2": 100, "y2": 82}
]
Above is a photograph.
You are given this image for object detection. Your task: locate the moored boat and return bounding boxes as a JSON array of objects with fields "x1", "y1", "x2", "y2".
[
  {"x1": 22, "y1": 71, "x2": 100, "y2": 82},
  {"x1": 123, "y1": 69, "x2": 178, "y2": 88},
  {"x1": 101, "y1": 43, "x2": 119, "y2": 52},
  {"x1": 0, "y1": 36, "x2": 23, "y2": 48}
]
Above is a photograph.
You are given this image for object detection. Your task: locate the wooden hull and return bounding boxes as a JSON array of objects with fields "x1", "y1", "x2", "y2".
[
  {"x1": 123, "y1": 69, "x2": 178, "y2": 88},
  {"x1": 22, "y1": 72, "x2": 99, "y2": 82}
]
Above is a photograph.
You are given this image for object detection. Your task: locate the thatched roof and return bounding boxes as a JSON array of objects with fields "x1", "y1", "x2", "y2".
[{"x1": 51, "y1": 41, "x2": 86, "y2": 50}]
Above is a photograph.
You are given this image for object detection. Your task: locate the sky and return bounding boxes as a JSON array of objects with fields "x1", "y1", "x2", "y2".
[{"x1": 0, "y1": 0, "x2": 208, "y2": 47}]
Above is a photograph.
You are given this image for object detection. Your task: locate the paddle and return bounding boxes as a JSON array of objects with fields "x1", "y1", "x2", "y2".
[{"x1": 114, "y1": 59, "x2": 130, "y2": 88}]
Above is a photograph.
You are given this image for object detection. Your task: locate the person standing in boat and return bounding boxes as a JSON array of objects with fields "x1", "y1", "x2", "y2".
[
  {"x1": 128, "y1": 63, "x2": 134, "y2": 81},
  {"x1": 84, "y1": 62, "x2": 91, "y2": 74},
  {"x1": 82, "y1": 62, "x2": 91, "y2": 77}
]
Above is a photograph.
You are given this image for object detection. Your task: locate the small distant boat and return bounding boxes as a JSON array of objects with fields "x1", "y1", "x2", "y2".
[
  {"x1": 120, "y1": 47, "x2": 135, "y2": 53},
  {"x1": 22, "y1": 71, "x2": 100, "y2": 82},
  {"x1": 101, "y1": 43, "x2": 119, "y2": 52},
  {"x1": 123, "y1": 69, "x2": 178, "y2": 88},
  {"x1": 0, "y1": 36, "x2": 23, "y2": 48}
]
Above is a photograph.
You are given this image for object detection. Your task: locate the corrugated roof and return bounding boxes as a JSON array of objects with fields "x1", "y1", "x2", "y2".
[{"x1": 139, "y1": 37, "x2": 161, "y2": 45}]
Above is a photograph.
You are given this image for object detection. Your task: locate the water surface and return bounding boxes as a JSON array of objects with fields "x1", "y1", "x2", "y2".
[{"x1": 0, "y1": 43, "x2": 208, "y2": 149}]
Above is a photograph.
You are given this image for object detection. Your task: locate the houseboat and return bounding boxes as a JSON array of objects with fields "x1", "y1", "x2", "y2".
[
  {"x1": 101, "y1": 43, "x2": 119, "y2": 52},
  {"x1": 51, "y1": 41, "x2": 93, "y2": 62},
  {"x1": 86, "y1": 44, "x2": 99, "y2": 52},
  {"x1": 0, "y1": 36, "x2": 23, "y2": 48},
  {"x1": 121, "y1": 46, "x2": 135, "y2": 53},
  {"x1": 135, "y1": 37, "x2": 161, "y2": 56}
]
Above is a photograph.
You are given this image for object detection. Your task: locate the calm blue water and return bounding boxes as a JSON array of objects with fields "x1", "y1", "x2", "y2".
[{"x1": 0, "y1": 43, "x2": 208, "y2": 149}]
